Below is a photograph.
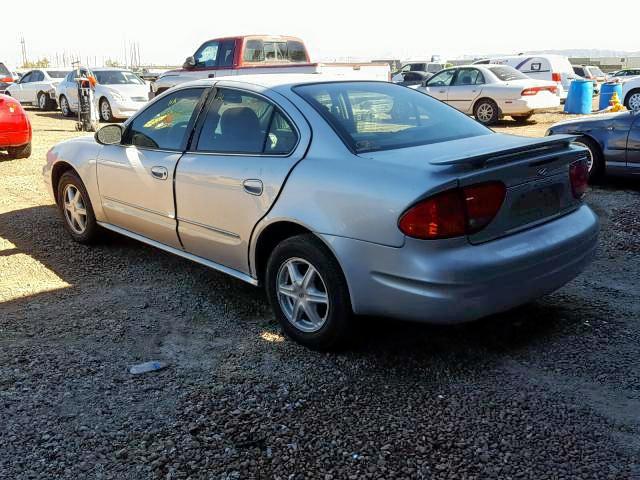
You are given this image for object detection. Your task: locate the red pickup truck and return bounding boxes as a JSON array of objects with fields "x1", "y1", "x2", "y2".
[{"x1": 151, "y1": 35, "x2": 390, "y2": 96}]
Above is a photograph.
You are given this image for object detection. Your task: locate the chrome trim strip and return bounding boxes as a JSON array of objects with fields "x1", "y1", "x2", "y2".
[
  {"x1": 102, "y1": 196, "x2": 175, "y2": 219},
  {"x1": 97, "y1": 222, "x2": 258, "y2": 286},
  {"x1": 176, "y1": 217, "x2": 240, "y2": 239}
]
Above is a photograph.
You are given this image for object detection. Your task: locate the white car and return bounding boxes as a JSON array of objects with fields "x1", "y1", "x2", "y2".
[
  {"x1": 56, "y1": 68, "x2": 149, "y2": 121},
  {"x1": 621, "y1": 77, "x2": 640, "y2": 111},
  {"x1": 5, "y1": 69, "x2": 70, "y2": 110},
  {"x1": 417, "y1": 65, "x2": 560, "y2": 125}
]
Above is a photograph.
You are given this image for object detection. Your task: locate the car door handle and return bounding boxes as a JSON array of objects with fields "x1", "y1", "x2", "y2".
[
  {"x1": 439, "y1": 90, "x2": 446, "y2": 94},
  {"x1": 208, "y1": 73, "x2": 215, "y2": 78},
  {"x1": 243, "y1": 179, "x2": 263, "y2": 196},
  {"x1": 151, "y1": 166, "x2": 168, "y2": 180}
]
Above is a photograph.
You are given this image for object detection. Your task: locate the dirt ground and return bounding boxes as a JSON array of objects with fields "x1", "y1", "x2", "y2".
[{"x1": 1, "y1": 108, "x2": 639, "y2": 479}]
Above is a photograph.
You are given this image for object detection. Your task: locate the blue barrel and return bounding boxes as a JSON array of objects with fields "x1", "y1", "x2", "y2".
[
  {"x1": 599, "y1": 82, "x2": 623, "y2": 110},
  {"x1": 564, "y1": 79, "x2": 593, "y2": 114}
]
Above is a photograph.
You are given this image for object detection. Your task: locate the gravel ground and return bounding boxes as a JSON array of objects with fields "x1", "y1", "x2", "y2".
[{"x1": 1, "y1": 108, "x2": 639, "y2": 479}]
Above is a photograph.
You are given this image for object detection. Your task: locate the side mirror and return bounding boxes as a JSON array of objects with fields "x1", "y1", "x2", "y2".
[
  {"x1": 183, "y1": 56, "x2": 196, "y2": 69},
  {"x1": 95, "y1": 124, "x2": 123, "y2": 145}
]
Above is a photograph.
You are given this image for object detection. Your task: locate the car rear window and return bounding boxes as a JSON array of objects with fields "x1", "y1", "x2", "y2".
[
  {"x1": 488, "y1": 66, "x2": 528, "y2": 81},
  {"x1": 0, "y1": 62, "x2": 10, "y2": 76},
  {"x1": 295, "y1": 81, "x2": 490, "y2": 153},
  {"x1": 243, "y1": 40, "x2": 308, "y2": 63}
]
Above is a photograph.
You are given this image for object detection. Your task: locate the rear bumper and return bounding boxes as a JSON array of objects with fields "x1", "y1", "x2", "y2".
[
  {"x1": 0, "y1": 129, "x2": 31, "y2": 148},
  {"x1": 321, "y1": 205, "x2": 599, "y2": 324},
  {"x1": 501, "y1": 96, "x2": 561, "y2": 115}
]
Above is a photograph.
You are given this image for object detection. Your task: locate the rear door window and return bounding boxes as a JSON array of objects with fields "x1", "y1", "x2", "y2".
[
  {"x1": 196, "y1": 88, "x2": 297, "y2": 155},
  {"x1": 32, "y1": 71, "x2": 44, "y2": 82}
]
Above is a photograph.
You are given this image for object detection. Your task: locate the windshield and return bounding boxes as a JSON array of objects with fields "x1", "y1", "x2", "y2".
[
  {"x1": 46, "y1": 70, "x2": 70, "y2": 79},
  {"x1": 295, "y1": 82, "x2": 490, "y2": 153},
  {"x1": 94, "y1": 70, "x2": 145, "y2": 85},
  {"x1": 488, "y1": 66, "x2": 528, "y2": 81}
]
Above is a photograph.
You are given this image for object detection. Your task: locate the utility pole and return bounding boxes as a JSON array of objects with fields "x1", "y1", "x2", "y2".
[{"x1": 20, "y1": 35, "x2": 27, "y2": 66}]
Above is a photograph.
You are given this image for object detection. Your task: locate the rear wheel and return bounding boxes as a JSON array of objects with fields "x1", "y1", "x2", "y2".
[
  {"x1": 265, "y1": 234, "x2": 352, "y2": 350},
  {"x1": 474, "y1": 99, "x2": 499, "y2": 125},
  {"x1": 624, "y1": 89, "x2": 640, "y2": 111},
  {"x1": 57, "y1": 171, "x2": 99, "y2": 244},
  {"x1": 38, "y1": 92, "x2": 53, "y2": 111},
  {"x1": 6, "y1": 143, "x2": 31, "y2": 159},
  {"x1": 511, "y1": 114, "x2": 533, "y2": 123},
  {"x1": 573, "y1": 136, "x2": 604, "y2": 183},
  {"x1": 59, "y1": 95, "x2": 73, "y2": 117}
]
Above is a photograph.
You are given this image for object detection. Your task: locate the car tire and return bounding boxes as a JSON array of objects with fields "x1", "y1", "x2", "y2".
[
  {"x1": 6, "y1": 142, "x2": 31, "y2": 159},
  {"x1": 265, "y1": 233, "x2": 352, "y2": 350},
  {"x1": 624, "y1": 89, "x2": 640, "y2": 111},
  {"x1": 574, "y1": 136, "x2": 604, "y2": 183},
  {"x1": 57, "y1": 171, "x2": 99, "y2": 244},
  {"x1": 511, "y1": 114, "x2": 533, "y2": 123},
  {"x1": 99, "y1": 98, "x2": 114, "y2": 122},
  {"x1": 37, "y1": 92, "x2": 53, "y2": 111},
  {"x1": 474, "y1": 99, "x2": 500, "y2": 125},
  {"x1": 60, "y1": 95, "x2": 73, "y2": 117}
]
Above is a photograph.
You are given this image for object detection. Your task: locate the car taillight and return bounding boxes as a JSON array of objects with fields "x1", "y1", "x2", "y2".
[
  {"x1": 551, "y1": 72, "x2": 561, "y2": 82},
  {"x1": 521, "y1": 86, "x2": 558, "y2": 96},
  {"x1": 0, "y1": 76, "x2": 13, "y2": 83},
  {"x1": 569, "y1": 159, "x2": 589, "y2": 199},
  {"x1": 398, "y1": 182, "x2": 506, "y2": 240}
]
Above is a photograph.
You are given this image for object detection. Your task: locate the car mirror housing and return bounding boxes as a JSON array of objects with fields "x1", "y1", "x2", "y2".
[
  {"x1": 95, "y1": 124, "x2": 123, "y2": 145},
  {"x1": 183, "y1": 56, "x2": 196, "y2": 69}
]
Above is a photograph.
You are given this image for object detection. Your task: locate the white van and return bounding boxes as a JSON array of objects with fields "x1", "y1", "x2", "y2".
[{"x1": 474, "y1": 54, "x2": 577, "y2": 100}]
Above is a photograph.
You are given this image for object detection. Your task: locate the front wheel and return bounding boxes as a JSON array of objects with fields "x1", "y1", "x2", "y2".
[
  {"x1": 99, "y1": 98, "x2": 114, "y2": 122},
  {"x1": 265, "y1": 234, "x2": 352, "y2": 350},
  {"x1": 60, "y1": 95, "x2": 73, "y2": 117},
  {"x1": 624, "y1": 89, "x2": 640, "y2": 111},
  {"x1": 474, "y1": 99, "x2": 499, "y2": 125},
  {"x1": 57, "y1": 171, "x2": 100, "y2": 244},
  {"x1": 573, "y1": 136, "x2": 604, "y2": 183}
]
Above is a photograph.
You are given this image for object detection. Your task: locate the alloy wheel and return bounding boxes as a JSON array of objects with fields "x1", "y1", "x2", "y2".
[
  {"x1": 628, "y1": 93, "x2": 640, "y2": 111},
  {"x1": 62, "y1": 184, "x2": 88, "y2": 234},
  {"x1": 277, "y1": 258, "x2": 329, "y2": 333},
  {"x1": 101, "y1": 100, "x2": 112, "y2": 121},
  {"x1": 60, "y1": 97, "x2": 70, "y2": 116},
  {"x1": 476, "y1": 103, "x2": 494, "y2": 123},
  {"x1": 39, "y1": 94, "x2": 47, "y2": 109}
]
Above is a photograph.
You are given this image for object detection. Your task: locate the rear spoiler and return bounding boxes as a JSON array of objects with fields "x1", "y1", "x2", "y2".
[{"x1": 429, "y1": 135, "x2": 579, "y2": 167}]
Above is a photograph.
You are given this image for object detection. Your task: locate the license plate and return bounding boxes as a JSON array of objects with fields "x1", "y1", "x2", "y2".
[{"x1": 511, "y1": 184, "x2": 562, "y2": 224}]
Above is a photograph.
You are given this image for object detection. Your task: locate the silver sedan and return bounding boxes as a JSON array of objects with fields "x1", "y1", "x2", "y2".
[{"x1": 44, "y1": 75, "x2": 598, "y2": 349}]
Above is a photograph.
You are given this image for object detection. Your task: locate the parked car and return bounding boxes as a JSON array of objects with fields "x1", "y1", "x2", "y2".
[
  {"x1": 44, "y1": 75, "x2": 598, "y2": 349},
  {"x1": 391, "y1": 61, "x2": 448, "y2": 82},
  {"x1": 5, "y1": 69, "x2": 70, "y2": 110},
  {"x1": 56, "y1": 68, "x2": 149, "y2": 121},
  {"x1": 392, "y1": 71, "x2": 432, "y2": 87},
  {"x1": 547, "y1": 110, "x2": 640, "y2": 181},
  {"x1": 572, "y1": 65, "x2": 605, "y2": 94},
  {"x1": 418, "y1": 65, "x2": 560, "y2": 125},
  {"x1": 151, "y1": 35, "x2": 390, "y2": 96},
  {"x1": 0, "y1": 62, "x2": 14, "y2": 94},
  {"x1": 607, "y1": 69, "x2": 640, "y2": 82},
  {"x1": 0, "y1": 94, "x2": 32, "y2": 159},
  {"x1": 621, "y1": 77, "x2": 640, "y2": 111},
  {"x1": 474, "y1": 54, "x2": 577, "y2": 101}
]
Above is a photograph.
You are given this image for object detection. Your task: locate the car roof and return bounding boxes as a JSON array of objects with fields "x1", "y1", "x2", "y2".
[{"x1": 178, "y1": 73, "x2": 389, "y2": 91}]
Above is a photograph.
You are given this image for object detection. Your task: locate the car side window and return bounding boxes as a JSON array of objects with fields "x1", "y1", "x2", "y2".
[
  {"x1": 196, "y1": 88, "x2": 297, "y2": 155},
  {"x1": 20, "y1": 72, "x2": 33, "y2": 83},
  {"x1": 32, "y1": 71, "x2": 44, "y2": 82},
  {"x1": 122, "y1": 88, "x2": 205, "y2": 151},
  {"x1": 453, "y1": 69, "x2": 484, "y2": 86},
  {"x1": 426, "y1": 69, "x2": 456, "y2": 87},
  {"x1": 410, "y1": 63, "x2": 426, "y2": 72},
  {"x1": 195, "y1": 41, "x2": 220, "y2": 68}
]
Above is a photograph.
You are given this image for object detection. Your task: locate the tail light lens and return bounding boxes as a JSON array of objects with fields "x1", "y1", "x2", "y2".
[
  {"x1": 551, "y1": 72, "x2": 562, "y2": 82},
  {"x1": 399, "y1": 182, "x2": 506, "y2": 240},
  {"x1": 522, "y1": 86, "x2": 558, "y2": 96},
  {"x1": 569, "y1": 159, "x2": 589, "y2": 199},
  {"x1": 0, "y1": 76, "x2": 13, "y2": 83}
]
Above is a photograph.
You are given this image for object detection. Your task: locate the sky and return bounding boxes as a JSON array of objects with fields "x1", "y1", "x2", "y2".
[{"x1": 2, "y1": 0, "x2": 640, "y2": 68}]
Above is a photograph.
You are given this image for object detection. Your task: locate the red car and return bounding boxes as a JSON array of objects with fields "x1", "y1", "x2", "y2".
[{"x1": 0, "y1": 93, "x2": 31, "y2": 159}]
